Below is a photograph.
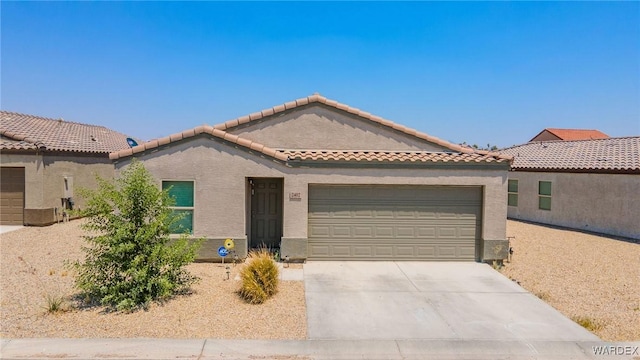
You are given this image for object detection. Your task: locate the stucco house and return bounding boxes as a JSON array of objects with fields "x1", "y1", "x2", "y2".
[
  {"x1": 0, "y1": 111, "x2": 132, "y2": 225},
  {"x1": 529, "y1": 128, "x2": 609, "y2": 142},
  {"x1": 110, "y1": 94, "x2": 512, "y2": 262},
  {"x1": 500, "y1": 136, "x2": 640, "y2": 240}
]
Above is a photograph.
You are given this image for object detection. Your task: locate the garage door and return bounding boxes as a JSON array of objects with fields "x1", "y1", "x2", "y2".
[
  {"x1": 1, "y1": 167, "x2": 25, "y2": 225},
  {"x1": 308, "y1": 185, "x2": 482, "y2": 261}
]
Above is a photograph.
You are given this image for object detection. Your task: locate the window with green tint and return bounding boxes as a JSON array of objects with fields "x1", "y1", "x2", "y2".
[
  {"x1": 539, "y1": 197, "x2": 551, "y2": 211},
  {"x1": 538, "y1": 181, "x2": 552, "y2": 196},
  {"x1": 538, "y1": 181, "x2": 552, "y2": 210},
  {"x1": 163, "y1": 181, "x2": 194, "y2": 207},
  {"x1": 162, "y1": 181, "x2": 194, "y2": 234},
  {"x1": 508, "y1": 179, "x2": 518, "y2": 207},
  {"x1": 169, "y1": 210, "x2": 193, "y2": 234}
]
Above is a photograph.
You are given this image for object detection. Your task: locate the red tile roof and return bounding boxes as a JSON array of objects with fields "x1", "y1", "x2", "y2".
[
  {"x1": 530, "y1": 128, "x2": 609, "y2": 142},
  {"x1": 110, "y1": 94, "x2": 512, "y2": 166},
  {"x1": 500, "y1": 137, "x2": 640, "y2": 173},
  {"x1": 1, "y1": 111, "x2": 132, "y2": 154}
]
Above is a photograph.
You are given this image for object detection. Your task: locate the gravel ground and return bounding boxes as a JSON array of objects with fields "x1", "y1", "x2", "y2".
[
  {"x1": 3, "y1": 218, "x2": 637, "y2": 341},
  {"x1": 501, "y1": 219, "x2": 640, "y2": 341},
  {"x1": 0, "y1": 220, "x2": 307, "y2": 339}
]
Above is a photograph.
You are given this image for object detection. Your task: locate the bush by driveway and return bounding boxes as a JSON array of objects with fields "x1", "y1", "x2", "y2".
[{"x1": 0, "y1": 220, "x2": 306, "y2": 339}]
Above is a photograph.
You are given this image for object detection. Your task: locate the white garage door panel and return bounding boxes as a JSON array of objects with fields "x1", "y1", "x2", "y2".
[{"x1": 308, "y1": 185, "x2": 482, "y2": 261}]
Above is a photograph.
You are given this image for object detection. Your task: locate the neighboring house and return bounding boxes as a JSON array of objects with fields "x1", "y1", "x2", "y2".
[
  {"x1": 0, "y1": 111, "x2": 132, "y2": 226},
  {"x1": 529, "y1": 128, "x2": 609, "y2": 142},
  {"x1": 110, "y1": 94, "x2": 512, "y2": 262},
  {"x1": 500, "y1": 137, "x2": 640, "y2": 240}
]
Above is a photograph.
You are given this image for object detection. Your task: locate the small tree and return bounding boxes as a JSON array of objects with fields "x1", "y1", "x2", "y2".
[{"x1": 71, "y1": 161, "x2": 202, "y2": 311}]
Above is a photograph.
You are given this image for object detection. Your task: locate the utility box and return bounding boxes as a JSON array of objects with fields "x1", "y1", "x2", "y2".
[{"x1": 63, "y1": 176, "x2": 73, "y2": 198}]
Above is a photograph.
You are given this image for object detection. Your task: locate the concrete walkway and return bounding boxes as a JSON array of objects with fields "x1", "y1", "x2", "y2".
[{"x1": 2, "y1": 338, "x2": 639, "y2": 359}]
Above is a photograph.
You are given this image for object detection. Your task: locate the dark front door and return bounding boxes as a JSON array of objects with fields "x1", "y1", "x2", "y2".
[{"x1": 250, "y1": 178, "x2": 283, "y2": 248}]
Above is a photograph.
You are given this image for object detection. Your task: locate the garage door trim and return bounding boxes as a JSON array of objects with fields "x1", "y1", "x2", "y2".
[{"x1": 307, "y1": 185, "x2": 482, "y2": 261}]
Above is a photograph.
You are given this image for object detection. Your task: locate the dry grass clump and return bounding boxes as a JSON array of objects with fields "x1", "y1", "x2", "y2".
[
  {"x1": 43, "y1": 293, "x2": 69, "y2": 314},
  {"x1": 572, "y1": 316, "x2": 603, "y2": 332},
  {"x1": 238, "y1": 248, "x2": 279, "y2": 304}
]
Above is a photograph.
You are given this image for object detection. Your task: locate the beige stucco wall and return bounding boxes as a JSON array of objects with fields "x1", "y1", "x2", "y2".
[
  {"x1": 42, "y1": 155, "x2": 114, "y2": 210},
  {"x1": 1, "y1": 153, "x2": 45, "y2": 209},
  {"x1": 228, "y1": 105, "x2": 448, "y2": 151},
  {"x1": 507, "y1": 171, "x2": 640, "y2": 240},
  {"x1": 1, "y1": 152, "x2": 114, "y2": 224},
  {"x1": 115, "y1": 137, "x2": 509, "y2": 258}
]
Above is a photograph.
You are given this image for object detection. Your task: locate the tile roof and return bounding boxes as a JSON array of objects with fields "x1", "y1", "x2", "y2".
[
  {"x1": 0, "y1": 135, "x2": 39, "y2": 150},
  {"x1": 110, "y1": 124, "x2": 509, "y2": 166},
  {"x1": 1, "y1": 111, "x2": 131, "y2": 154},
  {"x1": 500, "y1": 136, "x2": 640, "y2": 173},
  {"x1": 213, "y1": 93, "x2": 477, "y2": 154},
  {"x1": 109, "y1": 125, "x2": 288, "y2": 162},
  {"x1": 282, "y1": 150, "x2": 509, "y2": 164},
  {"x1": 110, "y1": 94, "x2": 512, "y2": 167},
  {"x1": 530, "y1": 128, "x2": 609, "y2": 142}
]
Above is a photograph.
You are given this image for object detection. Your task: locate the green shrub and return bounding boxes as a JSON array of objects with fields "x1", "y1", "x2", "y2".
[
  {"x1": 238, "y1": 248, "x2": 279, "y2": 304},
  {"x1": 70, "y1": 160, "x2": 202, "y2": 311}
]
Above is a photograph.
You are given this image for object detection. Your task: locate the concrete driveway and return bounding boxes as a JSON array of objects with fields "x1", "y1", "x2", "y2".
[
  {"x1": 304, "y1": 262, "x2": 600, "y2": 341},
  {"x1": 0, "y1": 225, "x2": 23, "y2": 234}
]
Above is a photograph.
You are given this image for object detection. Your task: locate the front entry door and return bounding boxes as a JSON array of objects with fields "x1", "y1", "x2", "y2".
[{"x1": 250, "y1": 178, "x2": 283, "y2": 248}]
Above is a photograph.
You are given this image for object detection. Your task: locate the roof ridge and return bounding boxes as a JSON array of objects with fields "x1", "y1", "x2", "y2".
[
  {"x1": 110, "y1": 126, "x2": 288, "y2": 162},
  {"x1": 110, "y1": 127, "x2": 512, "y2": 164},
  {"x1": 109, "y1": 94, "x2": 512, "y2": 161},
  {"x1": 211, "y1": 94, "x2": 502, "y2": 156},
  {"x1": 1, "y1": 110, "x2": 132, "y2": 153},
  {"x1": 510, "y1": 135, "x2": 640, "y2": 149},
  {"x1": 0, "y1": 110, "x2": 112, "y2": 130},
  {"x1": 545, "y1": 127, "x2": 607, "y2": 131}
]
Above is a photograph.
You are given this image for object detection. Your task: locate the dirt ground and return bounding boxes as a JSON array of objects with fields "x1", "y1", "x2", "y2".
[
  {"x1": 501, "y1": 220, "x2": 639, "y2": 341},
  {"x1": 0, "y1": 220, "x2": 307, "y2": 339},
  {"x1": 2, "y1": 218, "x2": 638, "y2": 341}
]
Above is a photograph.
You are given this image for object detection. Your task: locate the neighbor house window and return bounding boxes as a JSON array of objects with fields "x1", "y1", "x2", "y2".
[
  {"x1": 507, "y1": 179, "x2": 518, "y2": 207},
  {"x1": 162, "y1": 181, "x2": 194, "y2": 234},
  {"x1": 538, "y1": 181, "x2": 552, "y2": 210}
]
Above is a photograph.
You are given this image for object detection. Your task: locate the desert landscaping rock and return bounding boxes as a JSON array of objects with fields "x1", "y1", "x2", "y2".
[
  {"x1": 501, "y1": 220, "x2": 639, "y2": 341},
  {"x1": 0, "y1": 220, "x2": 307, "y2": 339}
]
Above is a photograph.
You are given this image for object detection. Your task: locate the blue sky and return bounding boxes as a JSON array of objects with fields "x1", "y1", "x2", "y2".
[{"x1": 2, "y1": 2, "x2": 639, "y2": 148}]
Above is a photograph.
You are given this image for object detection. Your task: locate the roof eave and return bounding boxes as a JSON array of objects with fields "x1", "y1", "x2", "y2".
[
  {"x1": 287, "y1": 159, "x2": 511, "y2": 170},
  {"x1": 510, "y1": 167, "x2": 640, "y2": 174},
  {"x1": 109, "y1": 131, "x2": 290, "y2": 165}
]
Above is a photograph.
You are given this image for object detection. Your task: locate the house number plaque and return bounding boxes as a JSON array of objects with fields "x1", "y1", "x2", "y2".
[{"x1": 289, "y1": 192, "x2": 301, "y2": 200}]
